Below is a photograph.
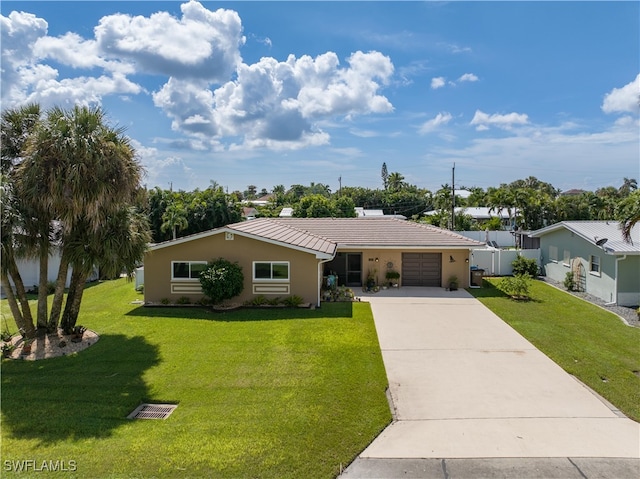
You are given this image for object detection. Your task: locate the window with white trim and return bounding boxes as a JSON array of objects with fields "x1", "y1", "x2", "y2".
[
  {"x1": 172, "y1": 261, "x2": 207, "y2": 280},
  {"x1": 549, "y1": 246, "x2": 558, "y2": 263},
  {"x1": 589, "y1": 255, "x2": 600, "y2": 275},
  {"x1": 253, "y1": 262, "x2": 289, "y2": 281},
  {"x1": 563, "y1": 250, "x2": 570, "y2": 267}
]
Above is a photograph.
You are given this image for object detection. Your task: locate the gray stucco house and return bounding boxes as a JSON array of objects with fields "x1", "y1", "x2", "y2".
[{"x1": 530, "y1": 221, "x2": 639, "y2": 307}]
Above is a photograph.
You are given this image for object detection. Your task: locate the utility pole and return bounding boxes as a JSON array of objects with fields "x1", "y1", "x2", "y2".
[
  {"x1": 338, "y1": 176, "x2": 342, "y2": 196},
  {"x1": 451, "y1": 163, "x2": 455, "y2": 230}
]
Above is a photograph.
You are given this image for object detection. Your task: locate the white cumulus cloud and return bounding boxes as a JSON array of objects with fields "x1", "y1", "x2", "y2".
[
  {"x1": 470, "y1": 110, "x2": 529, "y2": 130},
  {"x1": 94, "y1": 0, "x2": 244, "y2": 81},
  {"x1": 602, "y1": 74, "x2": 640, "y2": 114},
  {"x1": 458, "y1": 73, "x2": 478, "y2": 83},
  {"x1": 154, "y1": 50, "x2": 394, "y2": 148},
  {"x1": 2, "y1": 1, "x2": 395, "y2": 152},
  {"x1": 431, "y1": 76, "x2": 446, "y2": 89}
]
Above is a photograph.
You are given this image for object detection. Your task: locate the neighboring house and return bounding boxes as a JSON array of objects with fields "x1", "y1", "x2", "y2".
[
  {"x1": 247, "y1": 194, "x2": 274, "y2": 206},
  {"x1": 354, "y1": 207, "x2": 406, "y2": 219},
  {"x1": 530, "y1": 221, "x2": 640, "y2": 307},
  {"x1": 424, "y1": 207, "x2": 512, "y2": 230},
  {"x1": 241, "y1": 207, "x2": 258, "y2": 220},
  {"x1": 143, "y1": 217, "x2": 484, "y2": 306},
  {"x1": 3, "y1": 248, "x2": 98, "y2": 295}
]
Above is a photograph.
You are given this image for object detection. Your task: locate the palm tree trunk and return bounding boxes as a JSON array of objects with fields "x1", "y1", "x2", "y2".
[
  {"x1": 48, "y1": 251, "x2": 69, "y2": 331},
  {"x1": 4, "y1": 251, "x2": 36, "y2": 338},
  {"x1": 60, "y1": 268, "x2": 87, "y2": 333},
  {"x1": 37, "y1": 243, "x2": 49, "y2": 329},
  {"x1": 0, "y1": 272, "x2": 28, "y2": 334}
]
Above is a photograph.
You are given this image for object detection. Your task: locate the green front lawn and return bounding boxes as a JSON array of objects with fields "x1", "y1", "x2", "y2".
[
  {"x1": 1, "y1": 279, "x2": 391, "y2": 478},
  {"x1": 469, "y1": 278, "x2": 640, "y2": 422}
]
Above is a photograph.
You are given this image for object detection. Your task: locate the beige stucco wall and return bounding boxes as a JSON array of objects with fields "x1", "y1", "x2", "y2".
[
  {"x1": 144, "y1": 233, "x2": 321, "y2": 305},
  {"x1": 340, "y1": 248, "x2": 472, "y2": 288},
  {"x1": 441, "y1": 249, "x2": 472, "y2": 288}
]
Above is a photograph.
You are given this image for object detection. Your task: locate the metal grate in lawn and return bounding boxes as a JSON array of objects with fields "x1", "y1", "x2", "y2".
[{"x1": 127, "y1": 403, "x2": 177, "y2": 420}]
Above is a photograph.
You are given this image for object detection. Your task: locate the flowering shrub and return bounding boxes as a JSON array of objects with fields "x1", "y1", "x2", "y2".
[{"x1": 199, "y1": 258, "x2": 244, "y2": 304}]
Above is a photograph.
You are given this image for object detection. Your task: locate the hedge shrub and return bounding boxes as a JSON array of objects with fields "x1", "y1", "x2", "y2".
[
  {"x1": 512, "y1": 255, "x2": 538, "y2": 277},
  {"x1": 199, "y1": 258, "x2": 244, "y2": 304}
]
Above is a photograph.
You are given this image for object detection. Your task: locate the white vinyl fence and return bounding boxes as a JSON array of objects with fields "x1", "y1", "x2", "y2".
[
  {"x1": 470, "y1": 248, "x2": 541, "y2": 276},
  {"x1": 455, "y1": 230, "x2": 518, "y2": 248}
]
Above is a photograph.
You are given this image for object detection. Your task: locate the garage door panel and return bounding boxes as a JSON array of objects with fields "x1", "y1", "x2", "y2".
[{"x1": 402, "y1": 253, "x2": 442, "y2": 286}]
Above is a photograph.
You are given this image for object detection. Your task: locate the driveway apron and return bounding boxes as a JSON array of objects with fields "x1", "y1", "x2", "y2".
[{"x1": 356, "y1": 288, "x2": 639, "y2": 460}]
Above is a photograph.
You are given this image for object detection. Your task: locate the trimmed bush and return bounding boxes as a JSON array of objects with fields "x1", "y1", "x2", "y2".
[
  {"x1": 512, "y1": 255, "x2": 538, "y2": 277},
  {"x1": 199, "y1": 258, "x2": 244, "y2": 304},
  {"x1": 283, "y1": 295, "x2": 304, "y2": 307}
]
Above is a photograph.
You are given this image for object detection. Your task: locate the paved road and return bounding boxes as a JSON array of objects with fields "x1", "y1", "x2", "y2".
[{"x1": 340, "y1": 288, "x2": 640, "y2": 478}]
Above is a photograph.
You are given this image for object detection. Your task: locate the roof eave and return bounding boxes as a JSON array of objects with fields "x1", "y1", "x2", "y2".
[
  {"x1": 149, "y1": 226, "x2": 336, "y2": 258},
  {"x1": 337, "y1": 244, "x2": 481, "y2": 250}
]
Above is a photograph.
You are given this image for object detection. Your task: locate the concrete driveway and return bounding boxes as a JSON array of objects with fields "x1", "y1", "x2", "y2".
[{"x1": 341, "y1": 287, "x2": 640, "y2": 478}]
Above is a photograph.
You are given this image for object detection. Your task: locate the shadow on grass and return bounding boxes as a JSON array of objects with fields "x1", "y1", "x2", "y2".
[
  {"x1": 468, "y1": 278, "x2": 542, "y2": 303},
  {"x1": 1, "y1": 334, "x2": 160, "y2": 444},
  {"x1": 467, "y1": 279, "x2": 510, "y2": 299},
  {"x1": 125, "y1": 301, "x2": 354, "y2": 321}
]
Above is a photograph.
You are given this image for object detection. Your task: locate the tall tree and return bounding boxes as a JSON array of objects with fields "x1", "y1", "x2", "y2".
[
  {"x1": 387, "y1": 172, "x2": 406, "y2": 192},
  {"x1": 618, "y1": 177, "x2": 637, "y2": 197},
  {"x1": 245, "y1": 184, "x2": 257, "y2": 199},
  {"x1": 617, "y1": 190, "x2": 640, "y2": 243},
  {"x1": 60, "y1": 207, "x2": 150, "y2": 332},
  {"x1": 1, "y1": 104, "x2": 43, "y2": 336},
  {"x1": 381, "y1": 162, "x2": 389, "y2": 190},
  {"x1": 0, "y1": 174, "x2": 37, "y2": 338},
  {"x1": 17, "y1": 105, "x2": 147, "y2": 331},
  {"x1": 161, "y1": 201, "x2": 189, "y2": 240}
]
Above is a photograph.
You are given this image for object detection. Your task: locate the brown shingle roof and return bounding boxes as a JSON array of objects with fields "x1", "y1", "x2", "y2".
[
  {"x1": 150, "y1": 217, "x2": 483, "y2": 255},
  {"x1": 229, "y1": 218, "x2": 337, "y2": 256},
  {"x1": 269, "y1": 217, "x2": 484, "y2": 249}
]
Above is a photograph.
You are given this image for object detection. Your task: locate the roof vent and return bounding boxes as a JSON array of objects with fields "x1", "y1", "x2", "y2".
[{"x1": 127, "y1": 403, "x2": 177, "y2": 420}]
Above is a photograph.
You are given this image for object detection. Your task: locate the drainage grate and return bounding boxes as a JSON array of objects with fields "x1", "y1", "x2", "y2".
[{"x1": 127, "y1": 403, "x2": 177, "y2": 420}]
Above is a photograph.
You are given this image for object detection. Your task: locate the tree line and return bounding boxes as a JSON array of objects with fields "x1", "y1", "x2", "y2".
[
  {"x1": 147, "y1": 166, "x2": 638, "y2": 243},
  {"x1": 221, "y1": 166, "x2": 638, "y2": 234}
]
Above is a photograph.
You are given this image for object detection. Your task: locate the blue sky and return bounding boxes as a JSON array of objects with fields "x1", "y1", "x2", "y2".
[{"x1": 2, "y1": 1, "x2": 638, "y2": 195}]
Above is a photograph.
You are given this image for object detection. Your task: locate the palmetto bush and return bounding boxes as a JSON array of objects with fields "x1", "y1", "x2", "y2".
[{"x1": 199, "y1": 258, "x2": 244, "y2": 304}]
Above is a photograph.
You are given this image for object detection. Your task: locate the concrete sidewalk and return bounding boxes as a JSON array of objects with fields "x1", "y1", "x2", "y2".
[{"x1": 340, "y1": 288, "x2": 640, "y2": 478}]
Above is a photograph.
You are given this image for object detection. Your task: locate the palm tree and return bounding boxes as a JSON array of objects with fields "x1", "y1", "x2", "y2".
[
  {"x1": 387, "y1": 172, "x2": 406, "y2": 192},
  {"x1": 618, "y1": 177, "x2": 638, "y2": 197},
  {"x1": 17, "y1": 105, "x2": 145, "y2": 331},
  {"x1": 60, "y1": 207, "x2": 150, "y2": 332},
  {"x1": 617, "y1": 190, "x2": 640, "y2": 244},
  {"x1": 487, "y1": 187, "x2": 515, "y2": 227},
  {"x1": 161, "y1": 202, "x2": 189, "y2": 240},
  {"x1": 1, "y1": 104, "x2": 43, "y2": 336},
  {"x1": 0, "y1": 175, "x2": 37, "y2": 338}
]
